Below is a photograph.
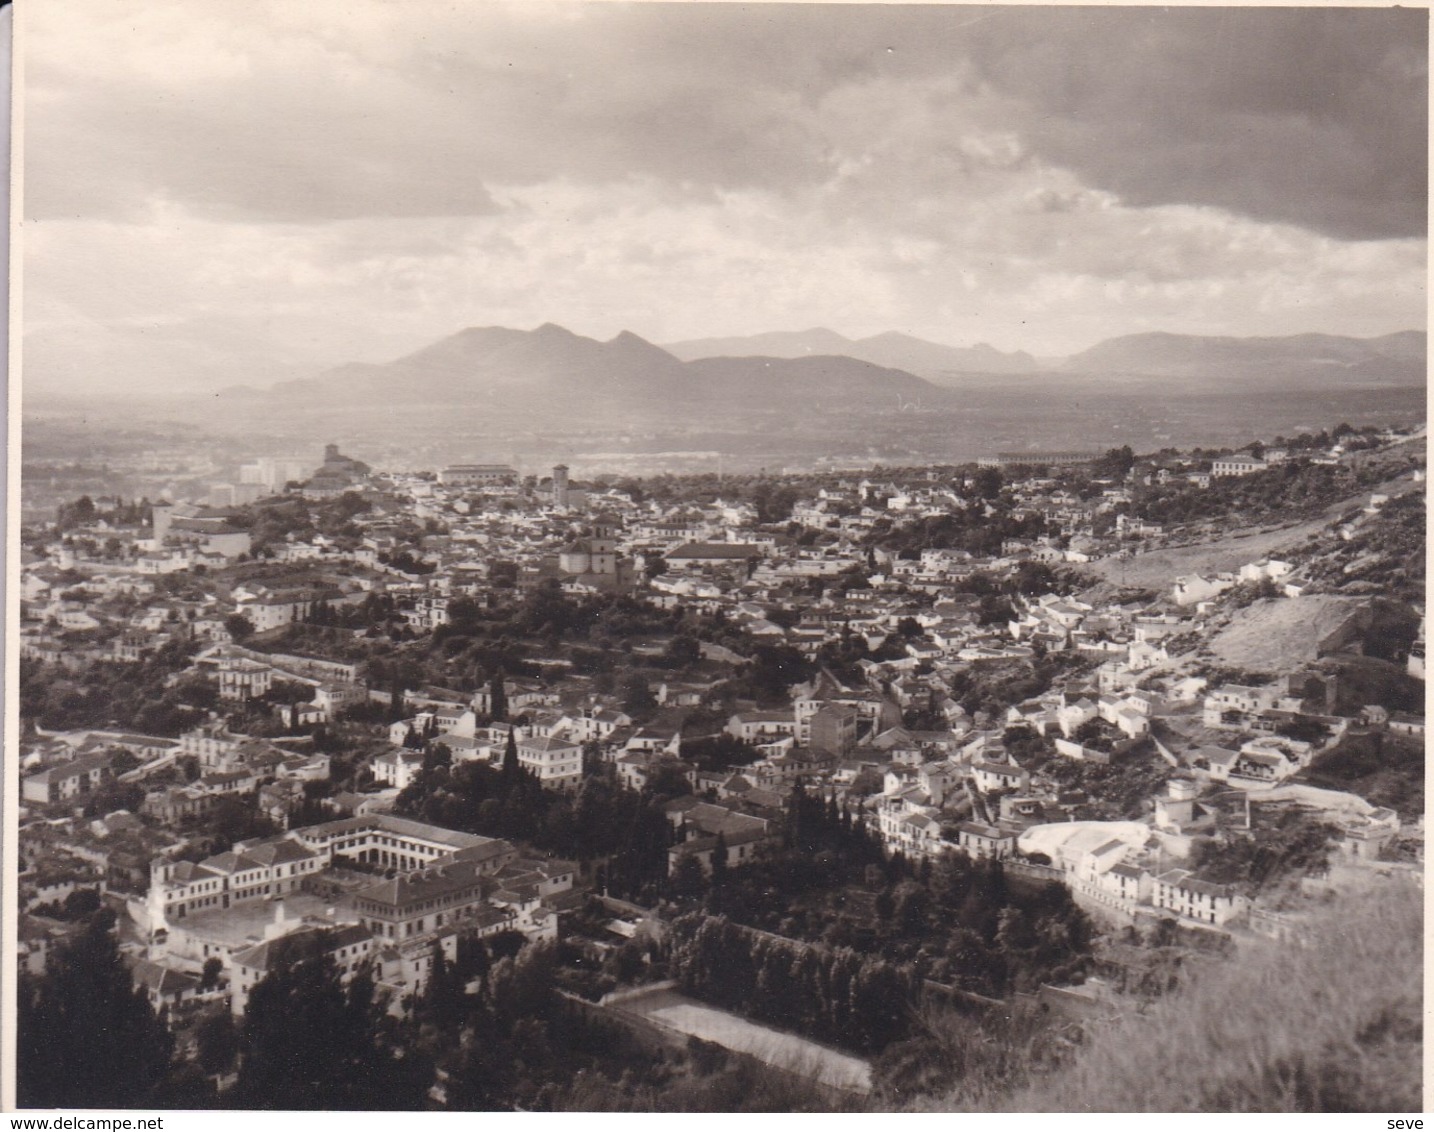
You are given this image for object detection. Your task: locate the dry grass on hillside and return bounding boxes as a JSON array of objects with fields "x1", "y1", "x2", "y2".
[
  {"x1": 920, "y1": 880, "x2": 1423, "y2": 1113},
  {"x1": 1082, "y1": 519, "x2": 1328, "y2": 595},
  {"x1": 1083, "y1": 458, "x2": 1424, "y2": 599}
]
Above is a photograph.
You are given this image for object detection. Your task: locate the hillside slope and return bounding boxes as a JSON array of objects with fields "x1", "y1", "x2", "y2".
[
  {"x1": 1202, "y1": 595, "x2": 1367, "y2": 670},
  {"x1": 1082, "y1": 518, "x2": 1331, "y2": 595},
  {"x1": 916, "y1": 880, "x2": 1422, "y2": 1112},
  {"x1": 1084, "y1": 453, "x2": 1425, "y2": 599}
]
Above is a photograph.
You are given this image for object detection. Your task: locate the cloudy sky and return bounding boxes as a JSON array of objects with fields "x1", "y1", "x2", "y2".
[{"x1": 22, "y1": 1, "x2": 1428, "y2": 396}]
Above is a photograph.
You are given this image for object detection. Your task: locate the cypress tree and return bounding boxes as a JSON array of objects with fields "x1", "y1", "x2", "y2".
[
  {"x1": 421, "y1": 939, "x2": 462, "y2": 1034},
  {"x1": 710, "y1": 830, "x2": 729, "y2": 888},
  {"x1": 490, "y1": 669, "x2": 508, "y2": 722},
  {"x1": 784, "y1": 778, "x2": 808, "y2": 849},
  {"x1": 502, "y1": 726, "x2": 519, "y2": 780}
]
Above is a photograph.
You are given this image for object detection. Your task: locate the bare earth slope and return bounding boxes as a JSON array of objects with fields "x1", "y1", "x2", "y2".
[{"x1": 1202, "y1": 595, "x2": 1366, "y2": 671}]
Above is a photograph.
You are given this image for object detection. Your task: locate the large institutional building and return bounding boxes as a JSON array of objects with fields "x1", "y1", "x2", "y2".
[
  {"x1": 136, "y1": 811, "x2": 576, "y2": 1015},
  {"x1": 977, "y1": 451, "x2": 1099, "y2": 469},
  {"x1": 438, "y1": 464, "x2": 520, "y2": 487}
]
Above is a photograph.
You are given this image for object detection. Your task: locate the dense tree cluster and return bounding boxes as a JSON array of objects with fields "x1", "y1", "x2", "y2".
[
  {"x1": 667, "y1": 914, "x2": 919, "y2": 1054},
  {"x1": 20, "y1": 639, "x2": 204, "y2": 735},
  {"x1": 666, "y1": 788, "x2": 1094, "y2": 1006},
  {"x1": 18, "y1": 910, "x2": 175, "y2": 1108},
  {"x1": 55, "y1": 495, "x2": 151, "y2": 533},
  {"x1": 1134, "y1": 460, "x2": 1380, "y2": 528},
  {"x1": 1090, "y1": 445, "x2": 1136, "y2": 480},
  {"x1": 404, "y1": 585, "x2": 699, "y2": 694},
  {"x1": 240, "y1": 491, "x2": 373, "y2": 555},
  {"x1": 172, "y1": 797, "x2": 283, "y2": 862},
  {"x1": 1306, "y1": 492, "x2": 1426, "y2": 603},
  {"x1": 1300, "y1": 729, "x2": 1424, "y2": 820},
  {"x1": 27, "y1": 886, "x2": 103, "y2": 922},
  {"x1": 227, "y1": 951, "x2": 430, "y2": 1109},
  {"x1": 870, "y1": 853, "x2": 1096, "y2": 998},
  {"x1": 1190, "y1": 811, "x2": 1337, "y2": 893},
  {"x1": 945, "y1": 652, "x2": 1098, "y2": 723},
  {"x1": 681, "y1": 782, "x2": 887, "y2": 924},
  {"x1": 186, "y1": 932, "x2": 592, "y2": 1110},
  {"x1": 420, "y1": 936, "x2": 694, "y2": 1111},
  {"x1": 395, "y1": 759, "x2": 675, "y2": 900},
  {"x1": 866, "y1": 504, "x2": 1050, "y2": 558}
]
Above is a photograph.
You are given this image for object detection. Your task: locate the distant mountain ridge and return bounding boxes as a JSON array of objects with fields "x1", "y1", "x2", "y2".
[
  {"x1": 666, "y1": 326, "x2": 1425, "y2": 386},
  {"x1": 242, "y1": 323, "x2": 944, "y2": 416},
  {"x1": 664, "y1": 328, "x2": 1042, "y2": 382},
  {"x1": 221, "y1": 324, "x2": 1426, "y2": 420},
  {"x1": 1062, "y1": 330, "x2": 1426, "y2": 385}
]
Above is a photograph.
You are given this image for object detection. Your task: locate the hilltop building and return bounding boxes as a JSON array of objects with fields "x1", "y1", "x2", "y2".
[{"x1": 304, "y1": 444, "x2": 371, "y2": 495}]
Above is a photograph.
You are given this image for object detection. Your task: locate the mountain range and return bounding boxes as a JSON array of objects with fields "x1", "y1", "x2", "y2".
[
  {"x1": 221, "y1": 323, "x2": 1425, "y2": 419},
  {"x1": 1060, "y1": 330, "x2": 1426, "y2": 386},
  {"x1": 244, "y1": 322, "x2": 940, "y2": 417},
  {"x1": 666, "y1": 327, "x2": 1427, "y2": 388},
  {"x1": 665, "y1": 328, "x2": 1044, "y2": 382}
]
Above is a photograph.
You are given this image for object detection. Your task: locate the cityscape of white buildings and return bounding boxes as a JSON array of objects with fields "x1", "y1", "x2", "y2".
[{"x1": 16, "y1": 427, "x2": 1425, "y2": 1030}]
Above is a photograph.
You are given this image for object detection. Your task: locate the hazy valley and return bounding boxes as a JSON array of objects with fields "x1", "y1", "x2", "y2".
[{"x1": 24, "y1": 325, "x2": 1427, "y2": 485}]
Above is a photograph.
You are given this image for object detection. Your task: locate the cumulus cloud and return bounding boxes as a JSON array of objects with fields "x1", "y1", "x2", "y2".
[
  {"x1": 962, "y1": 7, "x2": 1427, "y2": 240},
  {"x1": 19, "y1": 1, "x2": 1427, "y2": 395},
  {"x1": 31, "y1": 4, "x2": 1422, "y2": 234}
]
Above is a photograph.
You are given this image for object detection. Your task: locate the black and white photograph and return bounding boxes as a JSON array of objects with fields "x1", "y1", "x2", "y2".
[{"x1": 8, "y1": 0, "x2": 1427, "y2": 1115}]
